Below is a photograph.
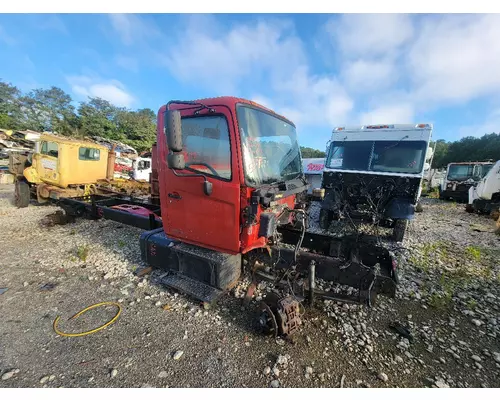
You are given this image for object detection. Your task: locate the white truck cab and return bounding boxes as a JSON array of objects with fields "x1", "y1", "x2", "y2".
[
  {"x1": 131, "y1": 157, "x2": 152, "y2": 181},
  {"x1": 440, "y1": 161, "x2": 494, "y2": 202},
  {"x1": 467, "y1": 160, "x2": 500, "y2": 214},
  {"x1": 318, "y1": 123, "x2": 433, "y2": 241}
]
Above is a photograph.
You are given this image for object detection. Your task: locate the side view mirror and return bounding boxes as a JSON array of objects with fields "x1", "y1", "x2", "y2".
[
  {"x1": 203, "y1": 180, "x2": 213, "y2": 196},
  {"x1": 165, "y1": 109, "x2": 185, "y2": 170},
  {"x1": 166, "y1": 110, "x2": 183, "y2": 152},
  {"x1": 167, "y1": 153, "x2": 185, "y2": 170}
]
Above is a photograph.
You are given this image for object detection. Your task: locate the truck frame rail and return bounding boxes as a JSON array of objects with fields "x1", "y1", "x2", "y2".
[{"x1": 59, "y1": 194, "x2": 163, "y2": 231}]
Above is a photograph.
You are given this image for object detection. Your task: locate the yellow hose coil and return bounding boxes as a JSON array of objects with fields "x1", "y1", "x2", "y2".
[{"x1": 53, "y1": 301, "x2": 122, "y2": 337}]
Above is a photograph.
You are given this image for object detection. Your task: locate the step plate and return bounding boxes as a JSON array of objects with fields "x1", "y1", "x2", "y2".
[{"x1": 160, "y1": 273, "x2": 223, "y2": 303}]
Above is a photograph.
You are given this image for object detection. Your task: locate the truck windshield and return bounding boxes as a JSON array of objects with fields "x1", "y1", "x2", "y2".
[
  {"x1": 447, "y1": 164, "x2": 493, "y2": 181},
  {"x1": 236, "y1": 104, "x2": 302, "y2": 186},
  {"x1": 327, "y1": 140, "x2": 428, "y2": 174}
]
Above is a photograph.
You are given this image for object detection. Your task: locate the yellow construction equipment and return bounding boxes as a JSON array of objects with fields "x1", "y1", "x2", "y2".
[{"x1": 8, "y1": 133, "x2": 148, "y2": 208}]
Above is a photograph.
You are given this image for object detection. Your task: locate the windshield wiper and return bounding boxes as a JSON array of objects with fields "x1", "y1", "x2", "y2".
[{"x1": 168, "y1": 100, "x2": 215, "y2": 114}]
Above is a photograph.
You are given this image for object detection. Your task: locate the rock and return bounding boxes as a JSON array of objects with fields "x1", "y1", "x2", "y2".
[
  {"x1": 155, "y1": 301, "x2": 162, "y2": 307},
  {"x1": 263, "y1": 366, "x2": 271, "y2": 375},
  {"x1": 471, "y1": 355, "x2": 481, "y2": 362},
  {"x1": 2, "y1": 369, "x2": 20, "y2": 380},
  {"x1": 395, "y1": 355, "x2": 403, "y2": 363},
  {"x1": 493, "y1": 353, "x2": 500, "y2": 363},
  {"x1": 270, "y1": 380, "x2": 280, "y2": 388},
  {"x1": 40, "y1": 375, "x2": 50, "y2": 384},
  {"x1": 435, "y1": 380, "x2": 450, "y2": 388},
  {"x1": 377, "y1": 372, "x2": 388, "y2": 382},
  {"x1": 272, "y1": 367, "x2": 280, "y2": 377},
  {"x1": 88, "y1": 376, "x2": 94, "y2": 383},
  {"x1": 110, "y1": 369, "x2": 118, "y2": 378},
  {"x1": 276, "y1": 355, "x2": 287, "y2": 365},
  {"x1": 472, "y1": 319, "x2": 482, "y2": 327},
  {"x1": 23, "y1": 281, "x2": 29, "y2": 287},
  {"x1": 173, "y1": 350, "x2": 184, "y2": 360},
  {"x1": 305, "y1": 366, "x2": 313, "y2": 375},
  {"x1": 158, "y1": 371, "x2": 168, "y2": 378}
]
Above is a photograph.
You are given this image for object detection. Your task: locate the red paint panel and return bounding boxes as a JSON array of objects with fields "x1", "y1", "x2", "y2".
[{"x1": 157, "y1": 103, "x2": 241, "y2": 254}]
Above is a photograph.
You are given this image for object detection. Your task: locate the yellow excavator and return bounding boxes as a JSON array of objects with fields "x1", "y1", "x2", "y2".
[{"x1": 8, "y1": 133, "x2": 149, "y2": 208}]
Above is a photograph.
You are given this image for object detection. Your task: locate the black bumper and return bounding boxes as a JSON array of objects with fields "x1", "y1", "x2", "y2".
[{"x1": 440, "y1": 190, "x2": 469, "y2": 202}]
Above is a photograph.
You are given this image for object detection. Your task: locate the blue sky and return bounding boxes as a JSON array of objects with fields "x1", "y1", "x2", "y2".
[{"x1": 1, "y1": 13, "x2": 499, "y2": 150}]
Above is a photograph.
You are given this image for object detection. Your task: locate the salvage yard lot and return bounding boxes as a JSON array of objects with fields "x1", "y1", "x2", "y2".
[{"x1": 1, "y1": 183, "x2": 499, "y2": 388}]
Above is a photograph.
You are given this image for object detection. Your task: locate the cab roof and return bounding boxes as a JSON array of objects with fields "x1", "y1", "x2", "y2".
[
  {"x1": 166, "y1": 96, "x2": 295, "y2": 127},
  {"x1": 41, "y1": 133, "x2": 108, "y2": 151}
]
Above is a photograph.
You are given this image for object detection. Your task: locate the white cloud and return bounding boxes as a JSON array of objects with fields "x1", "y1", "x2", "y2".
[
  {"x1": 161, "y1": 15, "x2": 353, "y2": 130},
  {"x1": 272, "y1": 66, "x2": 353, "y2": 127},
  {"x1": 327, "y1": 14, "x2": 414, "y2": 58},
  {"x1": 359, "y1": 103, "x2": 415, "y2": 125},
  {"x1": 108, "y1": 14, "x2": 160, "y2": 46},
  {"x1": 66, "y1": 75, "x2": 135, "y2": 108},
  {"x1": 163, "y1": 17, "x2": 304, "y2": 93},
  {"x1": 341, "y1": 58, "x2": 398, "y2": 92},
  {"x1": 408, "y1": 14, "x2": 500, "y2": 105}
]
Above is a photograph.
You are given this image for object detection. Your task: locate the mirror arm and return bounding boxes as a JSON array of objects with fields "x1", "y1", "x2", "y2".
[{"x1": 171, "y1": 169, "x2": 208, "y2": 182}]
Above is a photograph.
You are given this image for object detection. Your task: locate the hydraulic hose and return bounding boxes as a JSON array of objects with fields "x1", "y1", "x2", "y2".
[{"x1": 53, "y1": 301, "x2": 122, "y2": 337}]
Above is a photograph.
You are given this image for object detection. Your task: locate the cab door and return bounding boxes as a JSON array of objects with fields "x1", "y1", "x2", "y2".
[
  {"x1": 160, "y1": 106, "x2": 241, "y2": 254},
  {"x1": 35, "y1": 140, "x2": 60, "y2": 185}
]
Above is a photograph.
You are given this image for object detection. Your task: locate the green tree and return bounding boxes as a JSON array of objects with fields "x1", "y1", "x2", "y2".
[
  {"x1": 78, "y1": 97, "x2": 121, "y2": 140},
  {"x1": 0, "y1": 80, "x2": 23, "y2": 129},
  {"x1": 430, "y1": 139, "x2": 449, "y2": 168},
  {"x1": 115, "y1": 108, "x2": 156, "y2": 152},
  {"x1": 30, "y1": 87, "x2": 79, "y2": 135},
  {"x1": 300, "y1": 146, "x2": 326, "y2": 158}
]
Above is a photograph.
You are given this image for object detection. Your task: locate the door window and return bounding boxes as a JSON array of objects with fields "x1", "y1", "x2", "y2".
[
  {"x1": 181, "y1": 115, "x2": 231, "y2": 180},
  {"x1": 40, "y1": 141, "x2": 59, "y2": 158}
]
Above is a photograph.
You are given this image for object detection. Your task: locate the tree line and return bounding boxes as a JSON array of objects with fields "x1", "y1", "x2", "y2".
[
  {"x1": 430, "y1": 135, "x2": 500, "y2": 169},
  {"x1": 2, "y1": 79, "x2": 499, "y2": 162},
  {"x1": 0, "y1": 80, "x2": 156, "y2": 152}
]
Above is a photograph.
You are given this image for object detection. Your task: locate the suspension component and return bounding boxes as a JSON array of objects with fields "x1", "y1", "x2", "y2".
[{"x1": 257, "y1": 292, "x2": 301, "y2": 338}]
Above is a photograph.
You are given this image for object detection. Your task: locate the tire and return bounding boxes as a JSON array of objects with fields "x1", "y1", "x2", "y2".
[
  {"x1": 392, "y1": 219, "x2": 408, "y2": 242},
  {"x1": 319, "y1": 208, "x2": 333, "y2": 230},
  {"x1": 15, "y1": 180, "x2": 30, "y2": 208},
  {"x1": 465, "y1": 204, "x2": 474, "y2": 213}
]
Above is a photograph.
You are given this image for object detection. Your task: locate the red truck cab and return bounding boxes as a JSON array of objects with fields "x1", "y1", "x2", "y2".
[{"x1": 156, "y1": 97, "x2": 308, "y2": 255}]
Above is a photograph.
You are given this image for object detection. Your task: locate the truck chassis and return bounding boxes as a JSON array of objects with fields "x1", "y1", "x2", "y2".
[{"x1": 58, "y1": 193, "x2": 398, "y2": 326}]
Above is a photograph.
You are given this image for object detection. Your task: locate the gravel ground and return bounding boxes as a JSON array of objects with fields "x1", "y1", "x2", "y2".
[{"x1": 1, "y1": 184, "x2": 499, "y2": 388}]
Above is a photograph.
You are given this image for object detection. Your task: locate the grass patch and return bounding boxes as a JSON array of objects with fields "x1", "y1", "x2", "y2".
[
  {"x1": 76, "y1": 245, "x2": 89, "y2": 262},
  {"x1": 465, "y1": 245, "x2": 481, "y2": 262},
  {"x1": 467, "y1": 299, "x2": 478, "y2": 311},
  {"x1": 428, "y1": 187, "x2": 440, "y2": 199},
  {"x1": 428, "y1": 291, "x2": 453, "y2": 309}
]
